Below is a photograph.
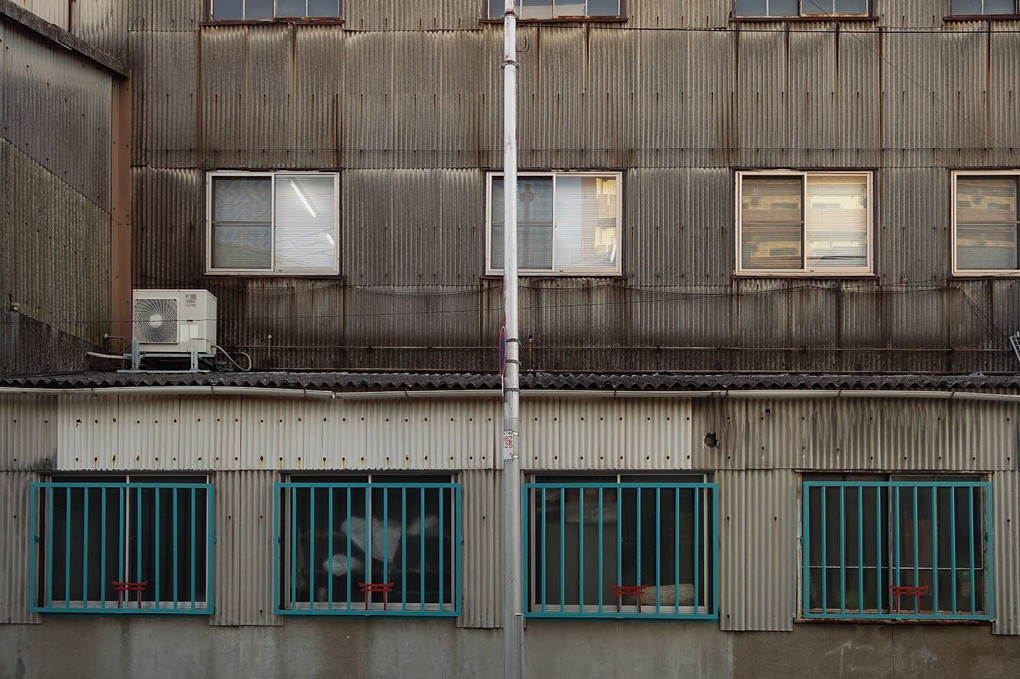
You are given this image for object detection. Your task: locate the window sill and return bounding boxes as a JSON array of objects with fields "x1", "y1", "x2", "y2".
[
  {"x1": 204, "y1": 271, "x2": 343, "y2": 278},
  {"x1": 950, "y1": 271, "x2": 1020, "y2": 278},
  {"x1": 201, "y1": 18, "x2": 344, "y2": 27},
  {"x1": 480, "y1": 16, "x2": 627, "y2": 25},
  {"x1": 730, "y1": 15, "x2": 879, "y2": 23},
  {"x1": 795, "y1": 615, "x2": 989, "y2": 624},
  {"x1": 944, "y1": 14, "x2": 1020, "y2": 21},
  {"x1": 733, "y1": 271, "x2": 877, "y2": 279},
  {"x1": 481, "y1": 272, "x2": 625, "y2": 279}
]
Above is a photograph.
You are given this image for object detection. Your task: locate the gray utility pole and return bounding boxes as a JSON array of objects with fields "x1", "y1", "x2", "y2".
[{"x1": 501, "y1": 2, "x2": 524, "y2": 679}]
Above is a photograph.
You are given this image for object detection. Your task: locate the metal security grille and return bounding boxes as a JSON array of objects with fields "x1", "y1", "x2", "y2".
[
  {"x1": 523, "y1": 481, "x2": 718, "y2": 620},
  {"x1": 30, "y1": 481, "x2": 214, "y2": 614},
  {"x1": 274, "y1": 481, "x2": 462, "y2": 616},
  {"x1": 802, "y1": 480, "x2": 994, "y2": 621}
]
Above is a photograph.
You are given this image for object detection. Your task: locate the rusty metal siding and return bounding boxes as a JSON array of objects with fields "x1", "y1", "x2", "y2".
[
  {"x1": 137, "y1": 30, "x2": 198, "y2": 169},
  {"x1": 212, "y1": 469, "x2": 281, "y2": 626},
  {"x1": 70, "y1": 0, "x2": 129, "y2": 58},
  {"x1": 9, "y1": 0, "x2": 67, "y2": 28},
  {"x1": 458, "y1": 468, "x2": 500, "y2": 628},
  {"x1": 521, "y1": 397, "x2": 693, "y2": 471},
  {"x1": 2, "y1": 140, "x2": 112, "y2": 346},
  {"x1": 0, "y1": 395, "x2": 57, "y2": 471},
  {"x1": 132, "y1": 167, "x2": 205, "y2": 287},
  {"x1": 718, "y1": 469, "x2": 797, "y2": 631},
  {"x1": 690, "y1": 397, "x2": 1018, "y2": 473},
  {"x1": 993, "y1": 470, "x2": 1020, "y2": 635},
  {"x1": 345, "y1": 0, "x2": 479, "y2": 32},
  {"x1": 2, "y1": 24, "x2": 113, "y2": 209},
  {"x1": 0, "y1": 470, "x2": 41, "y2": 623}
]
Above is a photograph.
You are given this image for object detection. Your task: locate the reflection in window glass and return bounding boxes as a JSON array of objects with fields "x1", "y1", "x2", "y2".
[
  {"x1": 956, "y1": 177, "x2": 1019, "y2": 271},
  {"x1": 211, "y1": 0, "x2": 342, "y2": 20},
  {"x1": 490, "y1": 0, "x2": 621, "y2": 19},
  {"x1": 738, "y1": 172, "x2": 871, "y2": 274},
  {"x1": 489, "y1": 173, "x2": 620, "y2": 275},
  {"x1": 951, "y1": 0, "x2": 1016, "y2": 14}
]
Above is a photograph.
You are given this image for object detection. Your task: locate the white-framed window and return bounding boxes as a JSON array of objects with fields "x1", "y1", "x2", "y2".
[
  {"x1": 486, "y1": 171, "x2": 622, "y2": 276},
  {"x1": 736, "y1": 170, "x2": 873, "y2": 275},
  {"x1": 210, "y1": 0, "x2": 342, "y2": 20},
  {"x1": 734, "y1": 0, "x2": 870, "y2": 17},
  {"x1": 487, "y1": 0, "x2": 622, "y2": 20},
  {"x1": 206, "y1": 171, "x2": 340, "y2": 275},
  {"x1": 949, "y1": 0, "x2": 1019, "y2": 15},
  {"x1": 952, "y1": 171, "x2": 1020, "y2": 275}
]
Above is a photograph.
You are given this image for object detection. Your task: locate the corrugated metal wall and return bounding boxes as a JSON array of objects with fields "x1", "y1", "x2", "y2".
[
  {"x1": 718, "y1": 469, "x2": 797, "y2": 632},
  {"x1": 458, "y1": 468, "x2": 501, "y2": 628},
  {"x1": 0, "y1": 394, "x2": 56, "y2": 471},
  {"x1": 213, "y1": 470, "x2": 280, "y2": 626},
  {"x1": 0, "y1": 470, "x2": 41, "y2": 624},
  {"x1": 121, "y1": 12, "x2": 1020, "y2": 373},
  {"x1": 6, "y1": 391, "x2": 1020, "y2": 631},
  {"x1": 993, "y1": 470, "x2": 1020, "y2": 636},
  {"x1": 0, "y1": 10, "x2": 115, "y2": 373}
]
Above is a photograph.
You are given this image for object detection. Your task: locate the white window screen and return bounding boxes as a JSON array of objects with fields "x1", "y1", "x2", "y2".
[
  {"x1": 805, "y1": 175, "x2": 869, "y2": 269},
  {"x1": 274, "y1": 176, "x2": 338, "y2": 272},
  {"x1": 956, "y1": 177, "x2": 1019, "y2": 271}
]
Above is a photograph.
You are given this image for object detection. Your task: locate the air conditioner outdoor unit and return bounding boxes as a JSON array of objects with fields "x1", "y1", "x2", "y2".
[{"x1": 132, "y1": 289, "x2": 217, "y2": 355}]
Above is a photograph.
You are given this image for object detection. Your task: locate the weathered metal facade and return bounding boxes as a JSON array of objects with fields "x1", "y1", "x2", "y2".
[
  {"x1": 94, "y1": 4, "x2": 1020, "y2": 373},
  {"x1": 0, "y1": 1, "x2": 128, "y2": 375},
  {"x1": 2, "y1": 391, "x2": 1019, "y2": 636}
]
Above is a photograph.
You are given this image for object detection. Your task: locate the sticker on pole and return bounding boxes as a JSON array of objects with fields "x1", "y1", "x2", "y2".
[
  {"x1": 498, "y1": 326, "x2": 507, "y2": 377},
  {"x1": 502, "y1": 430, "x2": 516, "y2": 461}
]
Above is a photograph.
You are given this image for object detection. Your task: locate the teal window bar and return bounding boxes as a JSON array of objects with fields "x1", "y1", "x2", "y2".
[
  {"x1": 274, "y1": 479, "x2": 461, "y2": 616},
  {"x1": 29, "y1": 480, "x2": 214, "y2": 615},
  {"x1": 523, "y1": 480, "x2": 718, "y2": 620},
  {"x1": 802, "y1": 479, "x2": 993, "y2": 621}
]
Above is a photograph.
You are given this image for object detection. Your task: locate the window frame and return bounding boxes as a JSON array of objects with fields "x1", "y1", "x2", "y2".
[
  {"x1": 735, "y1": 169, "x2": 875, "y2": 276},
  {"x1": 732, "y1": 0, "x2": 873, "y2": 18},
  {"x1": 523, "y1": 473, "x2": 718, "y2": 620},
  {"x1": 29, "y1": 475, "x2": 215, "y2": 615},
  {"x1": 800, "y1": 475, "x2": 993, "y2": 622},
  {"x1": 207, "y1": 0, "x2": 343, "y2": 22},
  {"x1": 274, "y1": 474, "x2": 462, "y2": 617},
  {"x1": 951, "y1": 170, "x2": 1020, "y2": 277},
  {"x1": 946, "y1": 0, "x2": 1020, "y2": 18},
  {"x1": 206, "y1": 170, "x2": 341, "y2": 276},
  {"x1": 485, "y1": 0, "x2": 626, "y2": 21},
  {"x1": 485, "y1": 170, "x2": 624, "y2": 277}
]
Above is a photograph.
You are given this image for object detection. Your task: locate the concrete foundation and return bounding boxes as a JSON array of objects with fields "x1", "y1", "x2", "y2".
[{"x1": 3, "y1": 619, "x2": 1020, "y2": 679}]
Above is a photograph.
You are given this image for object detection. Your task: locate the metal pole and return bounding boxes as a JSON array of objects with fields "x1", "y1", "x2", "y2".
[{"x1": 502, "y1": 2, "x2": 524, "y2": 678}]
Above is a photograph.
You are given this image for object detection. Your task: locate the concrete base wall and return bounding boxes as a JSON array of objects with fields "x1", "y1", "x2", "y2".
[{"x1": 3, "y1": 619, "x2": 1020, "y2": 679}]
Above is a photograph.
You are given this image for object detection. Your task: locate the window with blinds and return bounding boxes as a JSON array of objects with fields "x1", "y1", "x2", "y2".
[
  {"x1": 737, "y1": 171, "x2": 873, "y2": 275},
  {"x1": 953, "y1": 172, "x2": 1020, "y2": 274},
  {"x1": 487, "y1": 172, "x2": 622, "y2": 276},
  {"x1": 207, "y1": 171, "x2": 339, "y2": 275}
]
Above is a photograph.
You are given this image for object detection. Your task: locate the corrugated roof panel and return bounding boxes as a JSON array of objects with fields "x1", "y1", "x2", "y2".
[
  {"x1": 718, "y1": 469, "x2": 797, "y2": 631},
  {"x1": 0, "y1": 470, "x2": 41, "y2": 623},
  {"x1": 458, "y1": 468, "x2": 500, "y2": 628},
  {"x1": 992, "y1": 470, "x2": 1020, "y2": 635},
  {"x1": 212, "y1": 469, "x2": 281, "y2": 626}
]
